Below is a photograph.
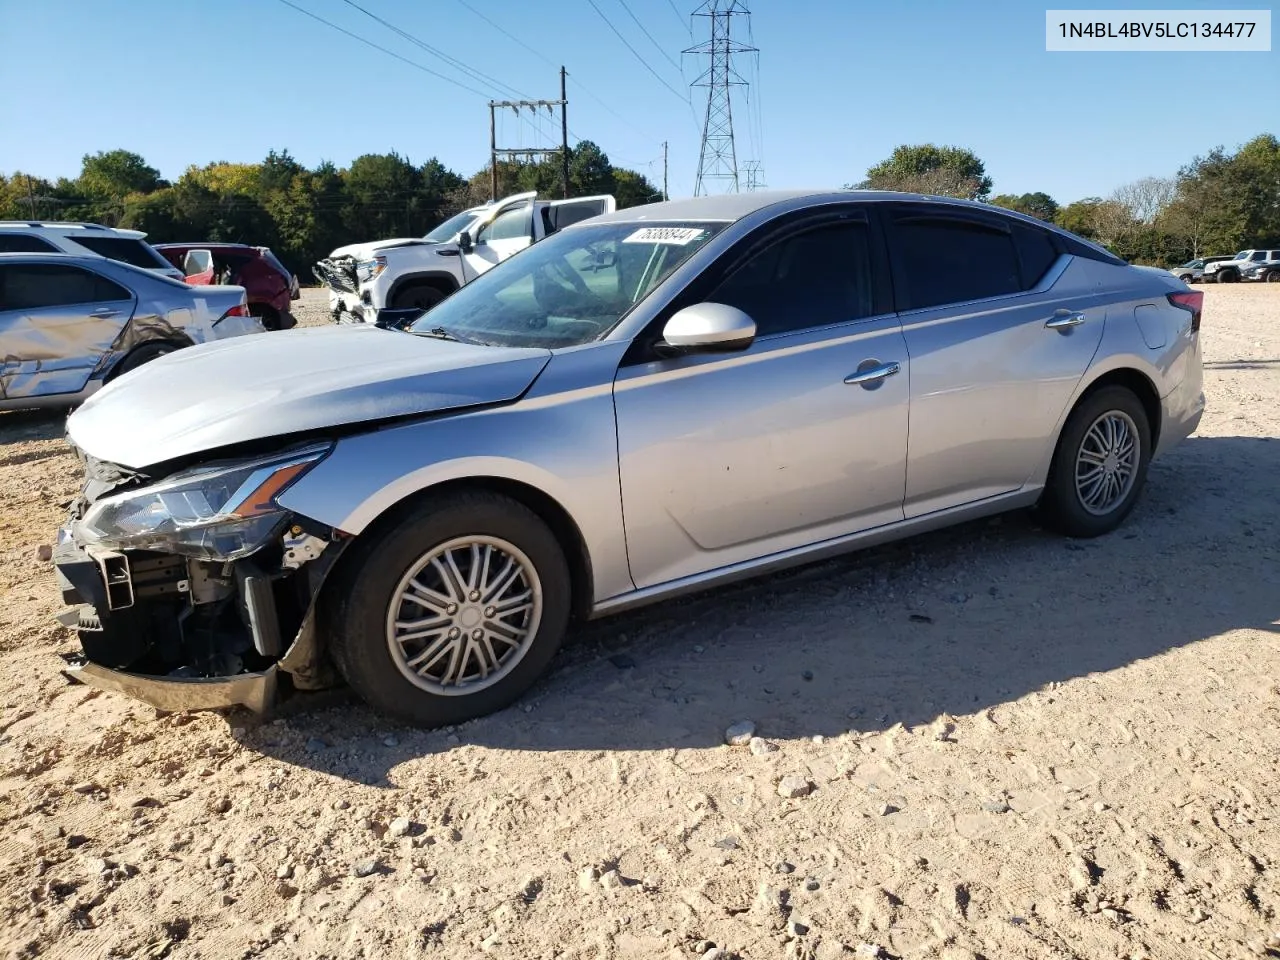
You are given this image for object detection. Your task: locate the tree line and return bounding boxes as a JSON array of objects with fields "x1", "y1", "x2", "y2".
[
  {"x1": 0, "y1": 144, "x2": 662, "y2": 277},
  {"x1": 857, "y1": 133, "x2": 1279, "y2": 265},
  {"x1": 4, "y1": 132, "x2": 1275, "y2": 274}
]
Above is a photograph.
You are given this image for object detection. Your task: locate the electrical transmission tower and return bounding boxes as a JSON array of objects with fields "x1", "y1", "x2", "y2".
[
  {"x1": 742, "y1": 160, "x2": 766, "y2": 191},
  {"x1": 686, "y1": 1, "x2": 756, "y2": 196}
]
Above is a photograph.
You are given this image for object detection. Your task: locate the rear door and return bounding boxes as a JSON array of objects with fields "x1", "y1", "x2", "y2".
[
  {"x1": 0, "y1": 262, "x2": 136, "y2": 400},
  {"x1": 884, "y1": 206, "x2": 1104, "y2": 517},
  {"x1": 544, "y1": 195, "x2": 617, "y2": 235}
]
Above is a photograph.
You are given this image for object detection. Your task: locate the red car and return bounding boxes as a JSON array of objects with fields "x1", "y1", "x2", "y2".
[{"x1": 154, "y1": 243, "x2": 300, "y2": 330}]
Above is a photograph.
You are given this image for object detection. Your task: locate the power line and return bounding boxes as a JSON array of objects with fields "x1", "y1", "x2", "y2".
[
  {"x1": 615, "y1": 0, "x2": 684, "y2": 73},
  {"x1": 584, "y1": 0, "x2": 689, "y2": 102},
  {"x1": 339, "y1": 0, "x2": 529, "y2": 100},
  {"x1": 273, "y1": 0, "x2": 490, "y2": 99},
  {"x1": 667, "y1": 0, "x2": 693, "y2": 37}
]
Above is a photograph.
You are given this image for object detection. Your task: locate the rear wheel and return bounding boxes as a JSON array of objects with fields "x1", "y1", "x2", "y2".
[
  {"x1": 114, "y1": 342, "x2": 177, "y2": 377},
  {"x1": 1040, "y1": 386, "x2": 1152, "y2": 538},
  {"x1": 391, "y1": 284, "x2": 447, "y2": 313},
  {"x1": 249, "y1": 304, "x2": 281, "y2": 331},
  {"x1": 1265, "y1": 269, "x2": 1280, "y2": 283},
  {"x1": 326, "y1": 491, "x2": 572, "y2": 727}
]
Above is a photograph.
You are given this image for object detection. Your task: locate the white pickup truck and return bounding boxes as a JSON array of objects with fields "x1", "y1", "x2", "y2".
[{"x1": 314, "y1": 191, "x2": 615, "y2": 323}]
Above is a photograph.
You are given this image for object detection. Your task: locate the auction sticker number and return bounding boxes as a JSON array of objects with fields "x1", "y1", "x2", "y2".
[{"x1": 623, "y1": 227, "x2": 707, "y2": 245}]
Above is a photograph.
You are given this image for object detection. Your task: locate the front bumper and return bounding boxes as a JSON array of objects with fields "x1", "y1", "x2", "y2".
[
  {"x1": 66, "y1": 661, "x2": 277, "y2": 714},
  {"x1": 54, "y1": 520, "x2": 341, "y2": 716}
]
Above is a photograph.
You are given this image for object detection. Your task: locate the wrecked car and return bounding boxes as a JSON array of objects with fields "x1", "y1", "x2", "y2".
[
  {"x1": 54, "y1": 190, "x2": 1204, "y2": 727},
  {"x1": 154, "y1": 243, "x2": 300, "y2": 330},
  {"x1": 1, "y1": 252, "x2": 262, "y2": 411}
]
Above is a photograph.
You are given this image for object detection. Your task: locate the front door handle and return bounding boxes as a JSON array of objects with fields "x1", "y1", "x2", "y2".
[
  {"x1": 844, "y1": 360, "x2": 901, "y2": 387},
  {"x1": 1045, "y1": 310, "x2": 1086, "y2": 330}
]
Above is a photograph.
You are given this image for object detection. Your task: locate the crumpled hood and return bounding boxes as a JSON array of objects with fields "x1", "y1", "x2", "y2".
[
  {"x1": 326, "y1": 237, "x2": 432, "y2": 260},
  {"x1": 67, "y1": 325, "x2": 551, "y2": 470}
]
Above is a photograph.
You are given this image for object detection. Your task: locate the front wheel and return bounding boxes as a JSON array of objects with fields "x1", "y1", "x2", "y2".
[
  {"x1": 391, "y1": 284, "x2": 447, "y2": 313},
  {"x1": 1217, "y1": 269, "x2": 1237, "y2": 283},
  {"x1": 326, "y1": 491, "x2": 572, "y2": 727},
  {"x1": 1040, "y1": 386, "x2": 1152, "y2": 538}
]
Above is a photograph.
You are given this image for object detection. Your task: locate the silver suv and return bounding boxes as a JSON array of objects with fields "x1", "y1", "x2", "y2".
[{"x1": 0, "y1": 221, "x2": 184, "y2": 281}]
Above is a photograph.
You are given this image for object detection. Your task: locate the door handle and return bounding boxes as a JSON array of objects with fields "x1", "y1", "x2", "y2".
[
  {"x1": 844, "y1": 361, "x2": 901, "y2": 387},
  {"x1": 89, "y1": 307, "x2": 121, "y2": 318},
  {"x1": 1045, "y1": 310, "x2": 1086, "y2": 330}
]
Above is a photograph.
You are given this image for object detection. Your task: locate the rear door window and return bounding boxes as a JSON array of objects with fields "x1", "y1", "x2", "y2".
[
  {"x1": 0, "y1": 234, "x2": 60, "y2": 253},
  {"x1": 0, "y1": 264, "x2": 131, "y2": 310},
  {"x1": 68, "y1": 235, "x2": 168, "y2": 269},
  {"x1": 887, "y1": 211, "x2": 1023, "y2": 310}
]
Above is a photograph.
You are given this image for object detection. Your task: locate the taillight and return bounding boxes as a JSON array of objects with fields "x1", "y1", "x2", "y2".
[
  {"x1": 225, "y1": 303, "x2": 249, "y2": 317},
  {"x1": 1167, "y1": 291, "x2": 1202, "y2": 333}
]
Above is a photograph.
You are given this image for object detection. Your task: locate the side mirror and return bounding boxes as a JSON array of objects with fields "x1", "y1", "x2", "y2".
[
  {"x1": 658, "y1": 303, "x2": 756, "y2": 355},
  {"x1": 457, "y1": 230, "x2": 474, "y2": 253}
]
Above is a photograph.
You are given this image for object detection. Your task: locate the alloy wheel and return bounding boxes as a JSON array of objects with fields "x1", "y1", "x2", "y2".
[
  {"x1": 385, "y1": 536, "x2": 543, "y2": 696},
  {"x1": 1074, "y1": 411, "x2": 1140, "y2": 516}
]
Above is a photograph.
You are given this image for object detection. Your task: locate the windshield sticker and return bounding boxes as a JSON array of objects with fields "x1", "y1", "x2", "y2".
[{"x1": 622, "y1": 226, "x2": 707, "y2": 245}]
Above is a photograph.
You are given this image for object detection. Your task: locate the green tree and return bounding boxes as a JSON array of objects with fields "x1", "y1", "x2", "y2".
[
  {"x1": 990, "y1": 191, "x2": 1058, "y2": 221},
  {"x1": 859, "y1": 144, "x2": 993, "y2": 200},
  {"x1": 78, "y1": 150, "x2": 163, "y2": 199}
]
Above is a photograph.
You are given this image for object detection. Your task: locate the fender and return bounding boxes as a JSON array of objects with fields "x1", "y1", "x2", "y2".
[{"x1": 386, "y1": 270, "x2": 460, "y2": 305}]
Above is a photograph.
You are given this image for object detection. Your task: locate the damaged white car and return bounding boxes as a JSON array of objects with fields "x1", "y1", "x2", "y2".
[{"x1": 1, "y1": 252, "x2": 262, "y2": 410}]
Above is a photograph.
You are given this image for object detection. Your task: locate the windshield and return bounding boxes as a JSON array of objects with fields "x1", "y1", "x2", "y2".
[
  {"x1": 1233, "y1": 251, "x2": 1250, "y2": 260},
  {"x1": 424, "y1": 209, "x2": 483, "y2": 243},
  {"x1": 409, "y1": 221, "x2": 724, "y2": 348}
]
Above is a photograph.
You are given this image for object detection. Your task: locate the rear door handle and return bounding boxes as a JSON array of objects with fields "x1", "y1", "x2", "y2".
[
  {"x1": 1045, "y1": 310, "x2": 1086, "y2": 330},
  {"x1": 844, "y1": 361, "x2": 901, "y2": 387}
]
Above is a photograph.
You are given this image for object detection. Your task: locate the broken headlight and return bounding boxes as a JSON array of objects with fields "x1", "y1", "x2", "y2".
[
  {"x1": 77, "y1": 445, "x2": 331, "y2": 561},
  {"x1": 356, "y1": 256, "x2": 387, "y2": 283}
]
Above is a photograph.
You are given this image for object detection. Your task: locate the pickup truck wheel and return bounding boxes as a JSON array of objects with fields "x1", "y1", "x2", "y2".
[
  {"x1": 327, "y1": 491, "x2": 572, "y2": 727},
  {"x1": 392, "y1": 284, "x2": 447, "y2": 313}
]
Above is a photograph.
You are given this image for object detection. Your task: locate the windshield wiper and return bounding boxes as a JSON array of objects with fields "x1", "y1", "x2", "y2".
[{"x1": 410, "y1": 325, "x2": 476, "y2": 344}]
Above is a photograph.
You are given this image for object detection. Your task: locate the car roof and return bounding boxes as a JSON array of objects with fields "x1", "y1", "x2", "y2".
[
  {"x1": 153, "y1": 242, "x2": 260, "y2": 250},
  {"x1": 585, "y1": 188, "x2": 1056, "y2": 224},
  {"x1": 0, "y1": 221, "x2": 148, "y2": 239}
]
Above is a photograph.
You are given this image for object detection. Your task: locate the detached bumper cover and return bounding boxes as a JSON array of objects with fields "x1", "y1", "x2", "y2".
[{"x1": 65, "y1": 661, "x2": 277, "y2": 715}]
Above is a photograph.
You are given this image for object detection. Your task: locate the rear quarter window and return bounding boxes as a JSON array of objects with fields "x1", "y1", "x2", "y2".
[
  {"x1": 1012, "y1": 222, "x2": 1060, "y2": 288},
  {"x1": 68, "y1": 236, "x2": 168, "y2": 270}
]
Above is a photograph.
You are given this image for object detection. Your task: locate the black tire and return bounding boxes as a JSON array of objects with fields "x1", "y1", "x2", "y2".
[
  {"x1": 1039, "y1": 386, "x2": 1152, "y2": 538},
  {"x1": 326, "y1": 490, "x2": 572, "y2": 727},
  {"x1": 1265, "y1": 269, "x2": 1280, "y2": 284},
  {"x1": 391, "y1": 284, "x2": 447, "y2": 313},
  {"x1": 1217, "y1": 269, "x2": 1237, "y2": 283},
  {"x1": 114, "y1": 342, "x2": 177, "y2": 377}
]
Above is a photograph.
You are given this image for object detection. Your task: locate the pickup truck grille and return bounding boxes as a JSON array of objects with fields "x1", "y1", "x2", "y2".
[{"x1": 312, "y1": 257, "x2": 358, "y2": 293}]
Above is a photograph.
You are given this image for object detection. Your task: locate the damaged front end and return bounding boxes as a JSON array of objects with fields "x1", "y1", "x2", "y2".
[{"x1": 55, "y1": 444, "x2": 347, "y2": 715}]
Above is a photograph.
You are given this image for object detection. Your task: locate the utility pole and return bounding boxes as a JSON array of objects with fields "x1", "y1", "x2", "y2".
[
  {"x1": 687, "y1": 1, "x2": 756, "y2": 196},
  {"x1": 560, "y1": 66, "x2": 570, "y2": 199},
  {"x1": 487, "y1": 71, "x2": 570, "y2": 203},
  {"x1": 662, "y1": 141, "x2": 669, "y2": 200}
]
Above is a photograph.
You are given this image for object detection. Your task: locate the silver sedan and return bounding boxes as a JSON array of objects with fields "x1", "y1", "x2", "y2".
[
  {"x1": 52, "y1": 191, "x2": 1205, "y2": 725},
  {"x1": 0, "y1": 252, "x2": 261, "y2": 410}
]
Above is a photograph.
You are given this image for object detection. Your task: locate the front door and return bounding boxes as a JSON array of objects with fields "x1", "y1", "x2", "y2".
[
  {"x1": 883, "y1": 205, "x2": 1106, "y2": 517},
  {"x1": 614, "y1": 210, "x2": 910, "y2": 589},
  {"x1": 462, "y1": 192, "x2": 538, "y2": 279},
  {"x1": 0, "y1": 262, "x2": 136, "y2": 400}
]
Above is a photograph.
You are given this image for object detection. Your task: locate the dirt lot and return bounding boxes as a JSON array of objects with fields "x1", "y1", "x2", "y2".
[{"x1": 1, "y1": 286, "x2": 1277, "y2": 960}]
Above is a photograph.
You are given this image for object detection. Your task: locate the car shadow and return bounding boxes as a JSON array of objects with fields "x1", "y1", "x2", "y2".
[
  {"x1": 0, "y1": 408, "x2": 67, "y2": 449},
  {"x1": 237, "y1": 433, "x2": 1280, "y2": 783}
]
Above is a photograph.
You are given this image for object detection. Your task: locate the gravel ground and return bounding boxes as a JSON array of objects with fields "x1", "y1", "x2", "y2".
[{"x1": 0, "y1": 285, "x2": 1277, "y2": 960}]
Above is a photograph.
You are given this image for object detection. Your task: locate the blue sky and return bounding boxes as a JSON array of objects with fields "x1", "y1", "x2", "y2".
[{"x1": 0, "y1": 0, "x2": 1273, "y2": 204}]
